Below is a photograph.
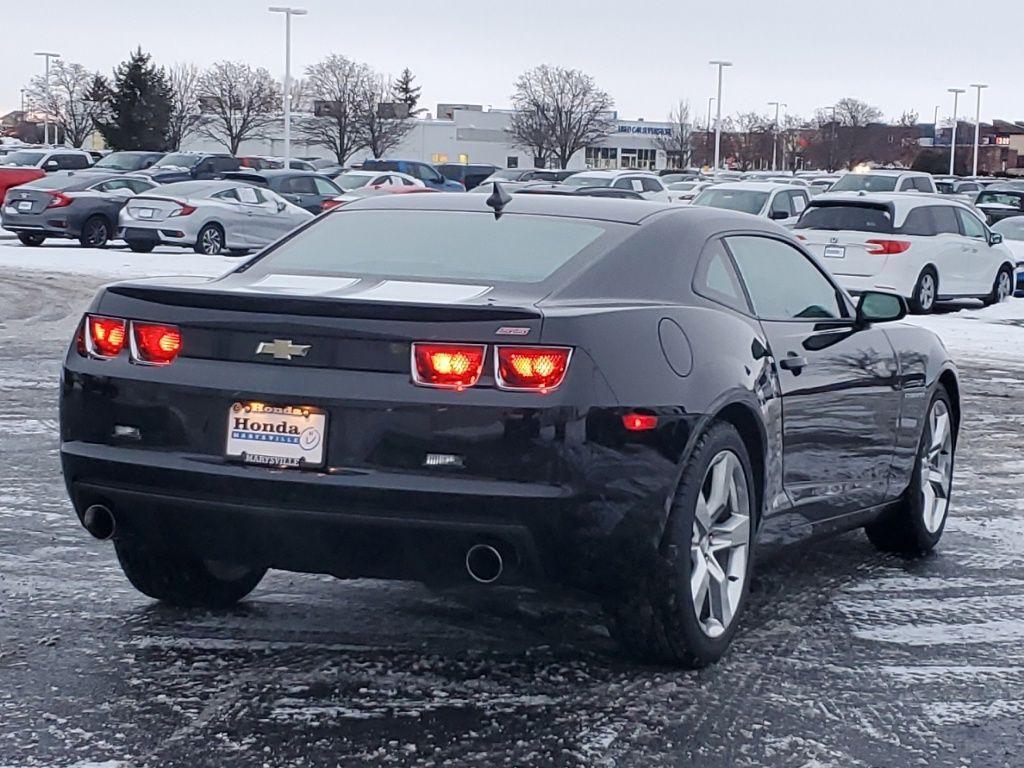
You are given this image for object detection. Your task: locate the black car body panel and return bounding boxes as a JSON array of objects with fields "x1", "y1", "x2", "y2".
[
  {"x1": 59, "y1": 195, "x2": 959, "y2": 592},
  {"x1": 224, "y1": 169, "x2": 342, "y2": 213},
  {"x1": 138, "y1": 153, "x2": 240, "y2": 184}
]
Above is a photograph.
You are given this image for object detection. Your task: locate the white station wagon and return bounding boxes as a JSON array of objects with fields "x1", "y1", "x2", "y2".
[{"x1": 795, "y1": 193, "x2": 1016, "y2": 313}]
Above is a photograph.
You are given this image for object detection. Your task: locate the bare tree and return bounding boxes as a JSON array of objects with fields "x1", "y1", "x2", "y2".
[
  {"x1": 167, "y1": 63, "x2": 203, "y2": 150},
  {"x1": 777, "y1": 114, "x2": 806, "y2": 171},
  {"x1": 731, "y1": 111, "x2": 771, "y2": 170},
  {"x1": 507, "y1": 108, "x2": 552, "y2": 168},
  {"x1": 896, "y1": 109, "x2": 919, "y2": 127},
  {"x1": 297, "y1": 55, "x2": 370, "y2": 165},
  {"x1": 197, "y1": 61, "x2": 281, "y2": 153},
  {"x1": 356, "y1": 74, "x2": 413, "y2": 159},
  {"x1": 509, "y1": 65, "x2": 613, "y2": 168},
  {"x1": 26, "y1": 60, "x2": 105, "y2": 147},
  {"x1": 832, "y1": 97, "x2": 883, "y2": 127},
  {"x1": 655, "y1": 99, "x2": 692, "y2": 169}
]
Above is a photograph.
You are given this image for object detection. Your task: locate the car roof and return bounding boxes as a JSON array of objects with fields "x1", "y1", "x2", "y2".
[
  {"x1": 145, "y1": 180, "x2": 241, "y2": 196},
  {"x1": 704, "y1": 181, "x2": 794, "y2": 192},
  {"x1": 848, "y1": 169, "x2": 927, "y2": 177},
  {"x1": 570, "y1": 169, "x2": 659, "y2": 178},
  {"x1": 810, "y1": 191, "x2": 972, "y2": 212},
  {"x1": 341, "y1": 169, "x2": 389, "y2": 177}
]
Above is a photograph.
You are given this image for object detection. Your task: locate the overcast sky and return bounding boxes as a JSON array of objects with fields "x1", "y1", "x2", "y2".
[{"x1": 4, "y1": 0, "x2": 1022, "y2": 125}]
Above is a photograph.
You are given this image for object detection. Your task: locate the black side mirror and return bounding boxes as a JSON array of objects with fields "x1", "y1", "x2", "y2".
[
  {"x1": 769, "y1": 209, "x2": 789, "y2": 220},
  {"x1": 857, "y1": 291, "x2": 906, "y2": 326},
  {"x1": 989, "y1": 231, "x2": 1004, "y2": 246}
]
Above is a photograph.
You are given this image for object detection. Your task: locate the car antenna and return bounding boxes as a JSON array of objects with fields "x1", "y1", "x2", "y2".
[{"x1": 486, "y1": 181, "x2": 512, "y2": 219}]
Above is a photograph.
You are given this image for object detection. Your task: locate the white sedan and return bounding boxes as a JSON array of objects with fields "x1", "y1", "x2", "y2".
[{"x1": 795, "y1": 193, "x2": 1016, "y2": 313}]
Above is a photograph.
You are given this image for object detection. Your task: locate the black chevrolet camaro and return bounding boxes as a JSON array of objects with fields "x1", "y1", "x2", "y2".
[{"x1": 59, "y1": 193, "x2": 960, "y2": 667}]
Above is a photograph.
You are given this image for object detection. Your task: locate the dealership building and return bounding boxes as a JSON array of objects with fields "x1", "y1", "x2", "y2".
[{"x1": 182, "y1": 103, "x2": 680, "y2": 170}]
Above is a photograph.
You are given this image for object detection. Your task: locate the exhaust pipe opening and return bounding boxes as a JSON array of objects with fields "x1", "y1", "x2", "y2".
[
  {"x1": 82, "y1": 504, "x2": 116, "y2": 541},
  {"x1": 465, "y1": 544, "x2": 504, "y2": 584}
]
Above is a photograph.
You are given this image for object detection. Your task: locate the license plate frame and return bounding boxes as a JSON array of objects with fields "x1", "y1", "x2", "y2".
[
  {"x1": 17, "y1": 200, "x2": 32, "y2": 211},
  {"x1": 225, "y1": 402, "x2": 327, "y2": 469},
  {"x1": 823, "y1": 245, "x2": 846, "y2": 259}
]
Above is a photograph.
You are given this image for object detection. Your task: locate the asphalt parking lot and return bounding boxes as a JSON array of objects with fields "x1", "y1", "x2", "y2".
[{"x1": 2, "y1": 259, "x2": 1023, "y2": 768}]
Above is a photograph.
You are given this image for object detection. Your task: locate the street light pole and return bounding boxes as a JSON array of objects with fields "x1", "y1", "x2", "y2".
[
  {"x1": 709, "y1": 60, "x2": 732, "y2": 175},
  {"x1": 768, "y1": 101, "x2": 786, "y2": 171},
  {"x1": 948, "y1": 87, "x2": 965, "y2": 176},
  {"x1": 269, "y1": 6, "x2": 308, "y2": 167},
  {"x1": 34, "y1": 51, "x2": 61, "y2": 145},
  {"x1": 969, "y1": 83, "x2": 988, "y2": 177}
]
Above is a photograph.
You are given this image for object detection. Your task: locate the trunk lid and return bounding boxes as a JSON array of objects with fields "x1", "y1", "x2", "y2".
[
  {"x1": 124, "y1": 195, "x2": 188, "y2": 223},
  {"x1": 800, "y1": 229, "x2": 897, "y2": 277}
]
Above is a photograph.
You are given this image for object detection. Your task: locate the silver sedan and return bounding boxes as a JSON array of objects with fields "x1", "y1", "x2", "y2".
[{"x1": 118, "y1": 180, "x2": 313, "y2": 255}]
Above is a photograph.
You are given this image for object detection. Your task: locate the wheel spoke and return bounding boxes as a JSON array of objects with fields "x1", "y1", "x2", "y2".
[
  {"x1": 690, "y1": 551, "x2": 710, "y2": 609},
  {"x1": 705, "y1": 456, "x2": 730, "y2": 516},
  {"x1": 709, "y1": 513, "x2": 750, "y2": 552}
]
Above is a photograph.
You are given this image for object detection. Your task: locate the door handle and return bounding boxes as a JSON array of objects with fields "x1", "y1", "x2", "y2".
[{"x1": 779, "y1": 354, "x2": 808, "y2": 372}]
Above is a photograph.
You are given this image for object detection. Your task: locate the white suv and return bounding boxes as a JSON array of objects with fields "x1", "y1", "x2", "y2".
[
  {"x1": 690, "y1": 181, "x2": 810, "y2": 228},
  {"x1": 795, "y1": 193, "x2": 1016, "y2": 313},
  {"x1": 561, "y1": 170, "x2": 669, "y2": 201},
  {"x1": 828, "y1": 169, "x2": 936, "y2": 194}
]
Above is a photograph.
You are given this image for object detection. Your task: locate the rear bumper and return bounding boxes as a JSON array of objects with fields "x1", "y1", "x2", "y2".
[
  {"x1": 118, "y1": 225, "x2": 193, "y2": 245},
  {"x1": 2, "y1": 211, "x2": 83, "y2": 238},
  {"x1": 61, "y1": 440, "x2": 676, "y2": 591}
]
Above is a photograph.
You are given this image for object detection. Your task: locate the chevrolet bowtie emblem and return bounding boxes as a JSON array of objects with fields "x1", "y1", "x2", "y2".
[{"x1": 255, "y1": 339, "x2": 311, "y2": 360}]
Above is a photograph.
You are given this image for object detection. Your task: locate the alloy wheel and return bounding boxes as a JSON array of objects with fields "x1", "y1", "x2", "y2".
[
  {"x1": 201, "y1": 228, "x2": 223, "y2": 255},
  {"x1": 84, "y1": 219, "x2": 107, "y2": 247},
  {"x1": 920, "y1": 399, "x2": 953, "y2": 534},
  {"x1": 996, "y1": 270, "x2": 1012, "y2": 302},
  {"x1": 918, "y1": 274, "x2": 935, "y2": 311},
  {"x1": 690, "y1": 450, "x2": 751, "y2": 639}
]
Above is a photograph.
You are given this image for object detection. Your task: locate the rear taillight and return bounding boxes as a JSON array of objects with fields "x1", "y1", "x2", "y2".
[
  {"x1": 169, "y1": 202, "x2": 195, "y2": 217},
  {"x1": 46, "y1": 192, "x2": 74, "y2": 209},
  {"x1": 85, "y1": 315, "x2": 127, "y2": 358},
  {"x1": 321, "y1": 198, "x2": 343, "y2": 212},
  {"x1": 131, "y1": 322, "x2": 182, "y2": 365},
  {"x1": 495, "y1": 346, "x2": 572, "y2": 392},
  {"x1": 622, "y1": 412, "x2": 659, "y2": 431},
  {"x1": 411, "y1": 343, "x2": 486, "y2": 390},
  {"x1": 865, "y1": 239, "x2": 911, "y2": 255}
]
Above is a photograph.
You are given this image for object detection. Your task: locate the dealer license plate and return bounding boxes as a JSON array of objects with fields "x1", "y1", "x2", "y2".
[
  {"x1": 137, "y1": 207, "x2": 155, "y2": 219},
  {"x1": 225, "y1": 402, "x2": 326, "y2": 468},
  {"x1": 17, "y1": 200, "x2": 32, "y2": 211},
  {"x1": 823, "y1": 245, "x2": 846, "y2": 259}
]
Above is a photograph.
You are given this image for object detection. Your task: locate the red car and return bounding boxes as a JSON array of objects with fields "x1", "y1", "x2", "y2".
[{"x1": 0, "y1": 148, "x2": 93, "y2": 205}]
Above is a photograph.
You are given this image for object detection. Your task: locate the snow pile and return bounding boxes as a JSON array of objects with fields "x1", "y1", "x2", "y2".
[{"x1": 0, "y1": 240, "x2": 236, "y2": 279}]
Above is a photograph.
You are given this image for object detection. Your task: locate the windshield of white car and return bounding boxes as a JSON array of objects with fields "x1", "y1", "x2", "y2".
[
  {"x1": 992, "y1": 218, "x2": 1024, "y2": 240},
  {"x1": 562, "y1": 175, "x2": 612, "y2": 188},
  {"x1": 1, "y1": 151, "x2": 45, "y2": 166},
  {"x1": 829, "y1": 174, "x2": 899, "y2": 192},
  {"x1": 92, "y1": 153, "x2": 143, "y2": 171},
  {"x1": 691, "y1": 189, "x2": 768, "y2": 215},
  {"x1": 976, "y1": 192, "x2": 1023, "y2": 208},
  {"x1": 335, "y1": 174, "x2": 375, "y2": 190}
]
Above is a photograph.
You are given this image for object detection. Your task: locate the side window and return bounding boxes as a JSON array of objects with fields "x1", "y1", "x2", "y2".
[
  {"x1": 214, "y1": 157, "x2": 238, "y2": 172},
  {"x1": 913, "y1": 177, "x2": 933, "y2": 193},
  {"x1": 399, "y1": 175, "x2": 415, "y2": 186},
  {"x1": 931, "y1": 206, "x2": 960, "y2": 234},
  {"x1": 693, "y1": 240, "x2": 750, "y2": 314},
  {"x1": 213, "y1": 189, "x2": 240, "y2": 201},
  {"x1": 312, "y1": 177, "x2": 338, "y2": 195},
  {"x1": 770, "y1": 192, "x2": 792, "y2": 216},
  {"x1": 126, "y1": 179, "x2": 154, "y2": 194},
  {"x1": 288, "y1": 176, "x2": 317, "y2": 195},
  {"x1": 236, "y1": 186, "x2": 263, "y2": 205},
  {"x1": 58, "y1": 154, "x2": 89, "y2": 169},
  {"x1": 899, "y1": 178, "x2": 915, "y2": 191},
  {"x1": 630, "y1": 179, "x2": 645, "y2": 193},
  {"x1": 641, "y1": 177, "x2": 662, "y2": 193},
  {"x1": 899, "y1": 207, "x2": 937, "y2": 236},
  {"x1": 612, "y1": 177, "x2": 632, "y2": 190},
  {"x1": 956, "y1": 208, "x2": 987, "y2": 239},
  {"x1": 726, "y1": 235, "x2": 846, "y2": 321}
]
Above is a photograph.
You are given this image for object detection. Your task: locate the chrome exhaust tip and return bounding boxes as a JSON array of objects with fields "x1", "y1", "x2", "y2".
[
  {"x1": 82, "y1": 504, "x2": 116, "y2": 541},
  {"x1": 465, "y1": 544, "x2": 504, "y2": 584}
]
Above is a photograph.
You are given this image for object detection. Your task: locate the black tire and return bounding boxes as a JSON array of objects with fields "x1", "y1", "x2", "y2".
[
  {"x1": 194, "y1": 223, "x2": 225, "y2": 255},
  {"x1": 227, "y1": 248, "x2": 252, "y2": 257},
  {"x1": 17, "y1": 232, "x2": 45, "y2": 247},
  {"x1": 866, "y1": 388, "x2": 956, "y2": 555},
  {"x1": 79, "y1": 215, "x2": 110, "y2": 248},
  {"x1": 982, "y1": 265, "x2": 1014, "y2": 307},
  {"x1": 909, "y1": 268, "x2": 938, "y2": 314},
  {"x1": 114, "y1": 539, "x2": 266, "y2": 608},
  {"x1": 607, "y1": 421, "x2": 757, "y2": 668},
  {"x1": 127, "y1": 240, "x2": 156, "y2": 254}
]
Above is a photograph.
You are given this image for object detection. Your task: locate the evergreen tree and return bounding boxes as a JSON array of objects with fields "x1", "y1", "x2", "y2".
[
  {"x1": 97, "y1": 48, "x2": 173, "y2": 150},
  {"x1": 393, "y1": 67, "x2": 423, "y2": 115}
]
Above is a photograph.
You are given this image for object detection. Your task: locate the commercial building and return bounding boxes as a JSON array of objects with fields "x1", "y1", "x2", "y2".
[{"x1": 181, "y1": 104, "x2": 680, "y2": 170}]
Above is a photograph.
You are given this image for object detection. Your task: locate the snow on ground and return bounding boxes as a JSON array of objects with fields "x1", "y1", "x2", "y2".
[
  {"x1": 0, "y1": 238, "x2": 236, "y2": 280},
  {"x1": 905, "y1": 298, "x2": 1024, "y2": 362}
]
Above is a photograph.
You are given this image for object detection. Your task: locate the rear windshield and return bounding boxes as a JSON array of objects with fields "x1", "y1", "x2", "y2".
[
  {"x1": 977, "y1": 192, "x2": 1024, "y2": 207},
  {"x1": 829, "y1": 174, "x2": 899, "y2": 192},
  {"x1": 795, "y1": 204, "x2": 894, "y2": 232},
  {"x1": 93, "y1": 153, "x2": 145, "y2": 171},
  {"x1": 153, "y1": 153, "x2": 201, "y2": 169},
  {"x1": 563, "y1": 175, "x2": 612, "y2": 189},
  {"x1": 336, "y1": 174, "x2": 373, "y2": 190},
  {"x1": 249, "y1": 210, "x2": 612, "y2": 284},
  {"x1": 691, "y1": 189, "x2": 768, "y2": 215},
  {"x1": 1, "y1": 151, "x2": 45, "y2": 166},
  {"x1": 16, "y1": 174, "x2": 88, "y2": 191}
]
